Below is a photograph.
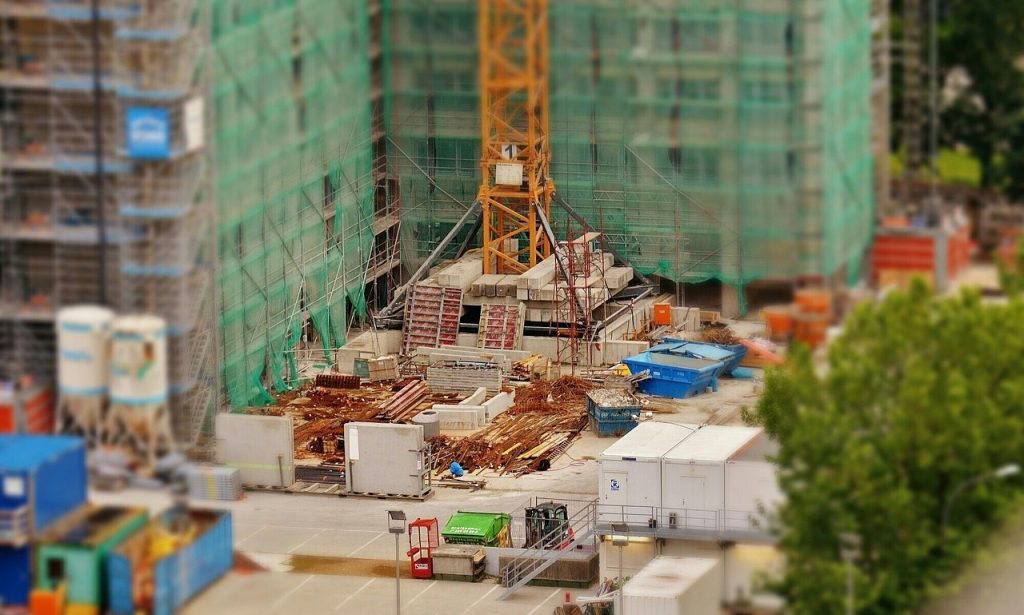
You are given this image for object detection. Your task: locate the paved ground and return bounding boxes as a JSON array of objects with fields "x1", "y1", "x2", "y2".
[
  {"x1": 920, "y1": 506, "x2": 1024, "y2": 615},
  {"x1": 91, "y1": 373, "x2": 760, "y2": 614}
]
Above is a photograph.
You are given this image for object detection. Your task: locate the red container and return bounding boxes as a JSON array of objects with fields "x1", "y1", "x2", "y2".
[
  {"x1": 652, "y1": 303, "x2": 672, "y2": 326},
  {"x1": 0, "y1": 386, "x2": 54, "y2": 434},
  {"x1": 793, "y1": 314, "x2": 829, "y2": 348},
  {"x1": 761, "y1": 307, "x2": 793, "y2": 341},
  {"x1": 794, "y1": 289, "x2": 832, "y2": 315}
]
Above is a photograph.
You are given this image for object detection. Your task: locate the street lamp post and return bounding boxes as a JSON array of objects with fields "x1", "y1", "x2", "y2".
[
  {"x1": 942, "y1": 464, "x2": 1021, "y2": 538},
  {"x1": 611, "y1": 522, "x2": 630, "y2": 615},
  {"x1": 387, "y1": 510, "x2": 407, "y2": 615},
  {"x1": 839, "y1": 532, "x2": 861, "y2": 615}
]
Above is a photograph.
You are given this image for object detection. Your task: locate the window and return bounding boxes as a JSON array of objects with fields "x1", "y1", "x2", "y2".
[
  {"x1": 681, "y1": 20, "x2": 720, "y2": 52},
  {"x1": 681, "y1": 80, "x2": 720, "y2": 101},
  {"x1": 47, "y1": 558, "x2": 65, "y2": 582},
  {"x1": 742, "y1": 80, "x2": 787, "y2": 104},
  {"x1": 681, "y1": 149, "x2": 719, "y2": 183}
]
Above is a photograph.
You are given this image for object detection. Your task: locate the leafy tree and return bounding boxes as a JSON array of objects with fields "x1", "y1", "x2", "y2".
[
  {"x1": 890, "y1": 1, "x2": 1024, "y2": 193},
  {"x1": 746, "y1": 281, "x2": 1024, "y2": 613},
  {"x1": 997, "y1": 237, "x2": 1024, "y2": 296}
]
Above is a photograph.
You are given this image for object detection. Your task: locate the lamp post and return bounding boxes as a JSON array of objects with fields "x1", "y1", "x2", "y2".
[
  {"x1": 942, "y1": 464, "x2": 1021, "y2": 538},
  {"x1": 387, "y1": 510, "x2": 407, "y2": 615},
  {"x1": 838, "y1": 532, "x2": 861, "y2": 615},
  {"x1": 611, "y1": 522, "x2": 630, "y2": 615}
]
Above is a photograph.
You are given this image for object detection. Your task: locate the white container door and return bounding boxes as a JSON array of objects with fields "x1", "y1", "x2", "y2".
[{"x1": 601, "y1": 470, "x2": 630, "y2": 523}]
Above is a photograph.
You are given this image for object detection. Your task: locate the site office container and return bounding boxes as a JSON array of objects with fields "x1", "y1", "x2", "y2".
[
  {"x1": 0, "y1": 435, "x2": 87, "y2": 545},
  {"x1": 660, "y1": 426, "x2": 766, "y2": 531},
  {"x1": 35, "y1": 506, "x2": 149, "y2": 611},
  {"x1": 0, "y1": 436, "x2": 87, "y2": 606},
  {"x1": 597, "y1": 422, "x2": 697, "y2": 524},
  {"x1": 107, "y1": 509, "x2": 232, "y2": 615},
  {"x1": 622, "y1": 556, "x2": 722, "y2": 615}
]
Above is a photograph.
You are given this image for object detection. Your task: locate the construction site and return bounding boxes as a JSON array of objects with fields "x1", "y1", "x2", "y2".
[{"x1": 0, "y1": 1, "x2": 1013, "y2": 614}]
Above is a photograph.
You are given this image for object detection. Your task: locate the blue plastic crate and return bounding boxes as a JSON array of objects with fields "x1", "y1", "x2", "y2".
[{"x1": 623, "y1": 352, "x2": 724, "y2": 399}]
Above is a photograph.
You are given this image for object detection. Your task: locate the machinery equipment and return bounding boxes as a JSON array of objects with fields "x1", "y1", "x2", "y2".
[
  {"x1": 406, "y1": 517, "x2": 440, "y2": 579},
  {"x1": 524, "y1": 501, "x2": 574, "y2": 550}
]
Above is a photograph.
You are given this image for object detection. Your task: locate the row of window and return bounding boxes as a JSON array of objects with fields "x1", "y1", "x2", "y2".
[
  {"x1": 404, "y1": 138, "x2": 795, "y2": 184},
  {"x1": 405, "y1": 74, "x2": 789, "y2": 104}
]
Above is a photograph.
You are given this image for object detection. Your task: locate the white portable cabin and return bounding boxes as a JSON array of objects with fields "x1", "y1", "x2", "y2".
[
  {"x1": 598, "y1": 422, "x2": 697, "y2": 523},
  {"x1": 622, "y1": 556, "x2": 722, "y2": 615},
  {"x1": 660, "y1": 425, "x2": 781, "y2": 531}
]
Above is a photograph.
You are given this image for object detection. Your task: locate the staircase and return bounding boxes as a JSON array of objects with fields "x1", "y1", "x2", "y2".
[{"x1": 498, "y1": 499, "x2": 598, "y2": 600}]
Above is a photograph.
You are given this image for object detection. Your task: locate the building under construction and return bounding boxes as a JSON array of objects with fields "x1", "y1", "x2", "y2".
[{"x1": 1, "y1": 0, "x2": 873, "y2": 426}]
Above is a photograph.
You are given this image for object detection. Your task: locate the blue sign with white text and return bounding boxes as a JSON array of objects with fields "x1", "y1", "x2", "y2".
[{"x1": 125, "y1": 107, "x2": 170, "y2": 159}]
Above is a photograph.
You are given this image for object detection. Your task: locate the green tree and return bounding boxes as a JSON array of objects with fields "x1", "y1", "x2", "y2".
[
  {"x1": 998, "y1": 237, "x2": 1024, "y2": 296},
  {"x1": 746, "y1": 281, "x2": 1024, "y2": 613},
  {"x1": 893, "y1": 0, "x2": 1024, "y2": 193}
]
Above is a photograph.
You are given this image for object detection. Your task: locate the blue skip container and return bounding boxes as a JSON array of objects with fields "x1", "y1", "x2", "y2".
[
  {"x1": 655, "y1": 339, "x2": 748, "y2": 376},
  {"x1": 586, "y1": 389, "x2": 642, "y2": 437},
  {"x1": 107, "y1": 509, "x2": 233, "y2": 615},
  {"x1": 623, "y1": 351, "x2": 724, "y2": 399}
]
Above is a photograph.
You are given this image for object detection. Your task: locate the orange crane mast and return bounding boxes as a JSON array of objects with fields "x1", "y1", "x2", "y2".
[{"x1": 477, "y1": 0, "x2": 553, "y2": 274}]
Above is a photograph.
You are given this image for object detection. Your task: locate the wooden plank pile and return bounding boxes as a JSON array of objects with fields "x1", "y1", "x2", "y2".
[
  {"x1": 377, "y1": 379, "x2": 429, "y2": 421},
  {"x1": 428, "y1": 376, "x2": 593, "y2": 476}
]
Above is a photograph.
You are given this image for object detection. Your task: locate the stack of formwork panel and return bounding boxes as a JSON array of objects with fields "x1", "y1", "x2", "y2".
[
  {"x1": 426, "y1": 361, "x2": 503, "y2": 394},
  {"x1": 401, "y1": 285, "x2": 464, "y2": 355}
]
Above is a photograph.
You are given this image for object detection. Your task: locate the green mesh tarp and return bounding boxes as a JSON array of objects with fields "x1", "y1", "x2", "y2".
[
  {"x1": 211, "y1": 0, "x2": 374, "y2": 407},
  {"x1": 384, "y1": 0, "x2": 874, "y2": 290}
]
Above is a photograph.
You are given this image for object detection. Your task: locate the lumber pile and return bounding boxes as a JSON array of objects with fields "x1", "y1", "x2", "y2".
[{"x1": 427, "y1": 376, "x2": 593, "y2": 476}]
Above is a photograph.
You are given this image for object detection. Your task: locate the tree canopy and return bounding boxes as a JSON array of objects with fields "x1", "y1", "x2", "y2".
[
  {"x1": 746, "y1": 282, "x2": 1024, "y2": 613},
  {"x1": 894, "y1": 0, "x2": 1024, "y2": 194}
]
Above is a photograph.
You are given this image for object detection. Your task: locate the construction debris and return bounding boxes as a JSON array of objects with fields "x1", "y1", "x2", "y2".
[{"x1": 427, "y1": 377, "x2": 593, "y2": 476}]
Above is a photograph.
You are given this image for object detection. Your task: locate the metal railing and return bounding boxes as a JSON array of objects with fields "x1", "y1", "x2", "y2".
[
  {"x1": 498, "y1": 499, "x2": 598, "y2": 600},
  {"x1": 0, "y1": 506, "x2": 31, "y2": 546},
  {"x1": 595, "y1": 503, "x2": 776, "y2": 543}
]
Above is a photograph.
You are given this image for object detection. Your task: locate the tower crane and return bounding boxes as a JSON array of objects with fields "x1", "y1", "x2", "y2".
[{"x1": 377, "y1": 0, "x2": 650, "y2": 324}]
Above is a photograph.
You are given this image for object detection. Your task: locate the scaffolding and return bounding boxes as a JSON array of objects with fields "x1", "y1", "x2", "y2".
[
  {"x1": 0, "y1": 0, "x2": 217, "y2": 446},
  {"x1": 210, "y1": 0, "x2": 376, "y2": 408},
  {"x1": 385, "y1": 0, "x2": 875, "y2": 309}
]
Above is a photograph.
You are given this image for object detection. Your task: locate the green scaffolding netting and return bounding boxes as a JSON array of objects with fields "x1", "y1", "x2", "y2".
[
  {"x1": 384, "y1": 0, "x2": 874, "y2": 295},
  {"x1": 211, "y1": 0, "x2": 374, "y2": 407}
]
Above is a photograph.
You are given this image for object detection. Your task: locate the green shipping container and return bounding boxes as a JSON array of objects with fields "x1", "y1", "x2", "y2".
[
  {"x1": 442, "y1": 512, "x2": 511, "y2": 547},
  {"x1": 35, "y1": 506, "x2": 149, "y2": 607}
]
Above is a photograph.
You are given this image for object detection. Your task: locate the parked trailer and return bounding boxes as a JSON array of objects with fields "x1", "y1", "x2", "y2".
[{"x1": 107, "y1": 509, "x2": 232, "y2": 615}]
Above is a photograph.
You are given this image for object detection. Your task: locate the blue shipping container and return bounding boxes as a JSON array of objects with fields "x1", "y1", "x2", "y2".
[
  {"x1": 0, "y1": 435, "x2": 87, "y2": 543},
  {"x1": 108, "y1": 509, "x2": 233, "y2": 615},
  {"x1": 0, "y1": 545, "x2": 31, "y2": 606}
]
